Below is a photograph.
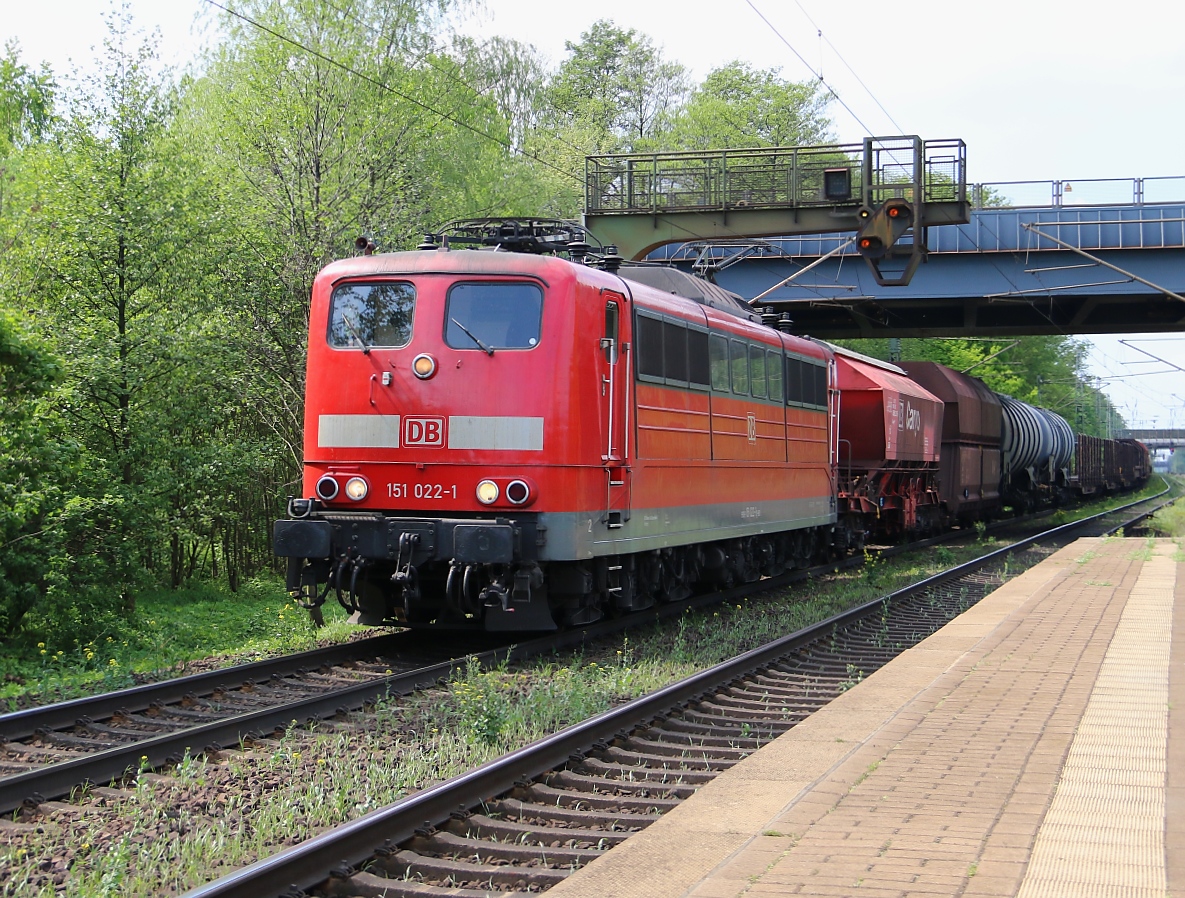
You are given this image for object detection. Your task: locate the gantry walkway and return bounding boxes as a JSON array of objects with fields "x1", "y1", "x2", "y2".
[{"x1": 549, "y1": 536, "x2": 1182, "y2": 898}]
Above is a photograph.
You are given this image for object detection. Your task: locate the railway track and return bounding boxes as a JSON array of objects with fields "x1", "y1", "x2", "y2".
[
  {"x1": 0, "y1": 632, "x2": 521, "y2": 816},
  {"x1": 178, "y1": 489, "x2": 1171, "y2": 898},
  {"x1": 2, "y1": 489, "x2": 1167, "y2": 827},
  {"x1": 0, "y1": 493, "x2": 1062, "y2": 819}
]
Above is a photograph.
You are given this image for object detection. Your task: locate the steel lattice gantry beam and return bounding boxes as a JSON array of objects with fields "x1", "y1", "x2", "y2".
[
  {"x1": 1120, "y1": 429, "x2": 1185, "y2": 450},
  {"x1": 582, "y1": 136, "x2": 969, "y2": 266}
]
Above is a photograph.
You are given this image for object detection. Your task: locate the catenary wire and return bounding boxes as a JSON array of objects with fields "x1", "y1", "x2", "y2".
[
  {"x1": 744, "y1": 0, "x2": 881, "y2": 141},
  {"x1": 789, "y1": 0, "x2": 907, "y2": 134}
]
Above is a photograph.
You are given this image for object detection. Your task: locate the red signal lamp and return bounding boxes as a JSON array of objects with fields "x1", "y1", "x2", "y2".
[{"x1": 884, "y1": 201, "x2": 913, "y2": 223}]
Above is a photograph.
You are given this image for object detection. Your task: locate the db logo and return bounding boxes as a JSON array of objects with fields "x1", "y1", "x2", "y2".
[{"x1": 403, "y1": 416, "x2": 444, "y2": 447}]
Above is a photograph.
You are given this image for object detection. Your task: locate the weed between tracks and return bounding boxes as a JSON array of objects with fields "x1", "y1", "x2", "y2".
[
  {"x1": 1146, "y1": 495, "x2": 1185, "y2": 540},
  {"x1": 0, "y1": 478, "x2": 1173, "y2": 896}
]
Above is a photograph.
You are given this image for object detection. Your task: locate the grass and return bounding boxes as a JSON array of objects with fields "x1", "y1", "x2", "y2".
[
  {"x1": 1145, "y1": 491, "x2": 1185, "y2": 538},
  {"x1": 0, "y1": 580, "x2": 367, "y2": 710}
]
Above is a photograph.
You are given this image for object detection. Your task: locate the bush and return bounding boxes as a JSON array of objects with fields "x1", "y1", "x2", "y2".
[{"x1": 0, "y1": 311, "x2": 142, "y2": 645}]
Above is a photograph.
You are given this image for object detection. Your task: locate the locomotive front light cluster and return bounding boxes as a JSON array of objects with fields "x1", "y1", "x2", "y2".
[
  {"x1": 412, "y1": 353, "x2": 437, "y2": 379},
  {"x1": 473, "y1": 477, "x2": 536, "y2": 507},
  {"x1": 345, "y1": 476, "x2": 369, "y2": 501},
  {"x1": 316, "y1": 474, "x2": 339, "y2": 501},
  {"x1": 476, "y1": 480, "x2": 499, "y2": 505}
]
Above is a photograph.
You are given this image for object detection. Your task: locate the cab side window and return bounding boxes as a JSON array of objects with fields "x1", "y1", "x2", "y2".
[
  {"x1": 730, "y1": 340, "x2": 749, "y2": 395},
  {"x1": 709, "y1": 334, "x2": 730, "y2": 391}
]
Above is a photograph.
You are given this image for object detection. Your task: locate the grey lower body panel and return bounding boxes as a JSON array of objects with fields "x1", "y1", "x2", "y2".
[{"x1": 537, "y1": 496, "x2": 836, "y2": 560}]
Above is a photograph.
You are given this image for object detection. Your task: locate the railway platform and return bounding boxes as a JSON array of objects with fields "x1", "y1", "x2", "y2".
[{"x1": 548, "y1": 536, "x2": 1183, "y2": 898}]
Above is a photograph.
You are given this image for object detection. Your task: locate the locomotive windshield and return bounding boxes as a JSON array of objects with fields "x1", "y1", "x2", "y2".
[
  {"x1": 445, "y1": 282, "x2": 542, "y2": 351},
  {"x1": 328, "y1": 282, "x2": 415, "y2": 349}
]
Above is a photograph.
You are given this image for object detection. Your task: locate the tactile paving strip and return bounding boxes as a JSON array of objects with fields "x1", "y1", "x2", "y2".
[{"x1": 1016, "y1": 549, "x2": 1173, "y2": 898}]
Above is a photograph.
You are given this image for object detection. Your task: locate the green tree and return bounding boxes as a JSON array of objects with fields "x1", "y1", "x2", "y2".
[
  {"x1": 0, "y1": 42, "x2": 55, "y2": 238},
  {"x1": 544, "y1": 20, "x2": 689, "y2": 156},
  {"x1": 663, "y1": 61, "x2": 831, "y2": 151},
  {"x1": 8, "y1": 9, "x2": 254, "y2": 603},
  {"x1": 0, "y1": 42, "x2": 54, "y2": 150},
  {"x1": 1170, "y1": 449, "x2": 1185, "y2": 474},
  {"x1": 0, "y1": 310, "x2": 67, "y2": 637}
]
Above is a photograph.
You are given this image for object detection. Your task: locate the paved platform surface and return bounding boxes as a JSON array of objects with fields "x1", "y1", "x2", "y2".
[{"x1": 549, "y1": 537, "x2": 1183, "y2": 898}]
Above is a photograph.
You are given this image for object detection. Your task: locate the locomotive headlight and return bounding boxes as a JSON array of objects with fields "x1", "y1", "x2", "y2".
[
  {"x1": 476, "y1": 479, "x2": 499, "y2": 505},
  {"x1": 344, "y1": 476, "x2": 369, "y2": 501},
  {"x1": 412, "y1": 353, "x2": 437, "y2": 379},
  {"x1": 316, "y1": 475, "x2": 339, "y2": 501}
]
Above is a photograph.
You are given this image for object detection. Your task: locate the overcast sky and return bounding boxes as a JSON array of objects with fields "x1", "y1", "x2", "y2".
[{"x1": 4, "y1": 0, "x2": 1185, "y2": 430}]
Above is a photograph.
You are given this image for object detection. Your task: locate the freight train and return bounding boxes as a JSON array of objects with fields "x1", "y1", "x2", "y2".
[{"x1": 273, "y1": 221, "x2": 1151, "y2": 631}]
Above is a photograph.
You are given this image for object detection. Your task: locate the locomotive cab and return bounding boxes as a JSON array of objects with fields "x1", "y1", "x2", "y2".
[{"x1": 275, "y1": 246, "x2": 635, "y2": 630}]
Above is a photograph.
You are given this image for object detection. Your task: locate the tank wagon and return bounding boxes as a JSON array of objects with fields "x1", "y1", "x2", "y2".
[
  {"x1": 273, "y1": 221, "x2": 1150, "y2": 631},
  {"x1": 997, "y1": 396, "x2": 1075, "y2": 510}
]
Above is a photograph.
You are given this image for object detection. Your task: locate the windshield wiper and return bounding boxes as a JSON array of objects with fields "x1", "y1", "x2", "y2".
[
  {"x1": 342, "y1": 313, "x2": 370, "y2": 355},
  {"x1": 450, "y1": 317, "x2": 494, "y2": 356}
]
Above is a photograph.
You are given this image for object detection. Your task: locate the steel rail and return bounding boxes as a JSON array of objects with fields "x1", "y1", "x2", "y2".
[
  {"x1": 0, "y1": 633, "x2": 416, "y2": 742},
  {"x1": 0, "y1": 591, "x2": 798, "y2": 815},
  {"x1": 182, "y1": 487, "x2": 1172, "y2": 898},
  {"x1": 0, "y1": 640, "x2": 518, "y2": 816}
]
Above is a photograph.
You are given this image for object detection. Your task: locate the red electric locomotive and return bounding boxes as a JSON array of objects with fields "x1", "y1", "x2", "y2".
[{"x1": 275, "y1": 225, "x2": 846, "y2": 631}]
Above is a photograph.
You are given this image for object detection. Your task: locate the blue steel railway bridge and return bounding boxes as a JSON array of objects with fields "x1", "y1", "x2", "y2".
[{"x1": 582, "y1": 137, "x2": 1185, "y2": 340}]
